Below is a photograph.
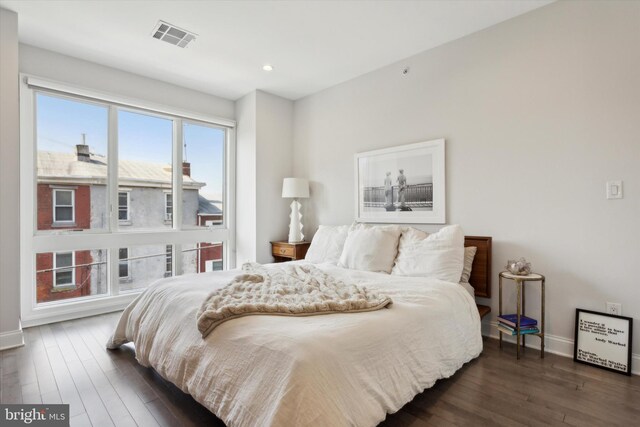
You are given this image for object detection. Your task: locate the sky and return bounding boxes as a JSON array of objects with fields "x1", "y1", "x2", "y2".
[{"x1": 36, "y1": 93, "x2": 224, "y2": 198}]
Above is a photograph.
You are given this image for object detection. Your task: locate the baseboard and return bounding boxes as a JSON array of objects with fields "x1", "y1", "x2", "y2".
[
  {"x1": 482, "y1": 320, "x2": 639, "y2": 376},
  {"x1": 0, "y1": 328, "x2": 24, "y2": 351}
]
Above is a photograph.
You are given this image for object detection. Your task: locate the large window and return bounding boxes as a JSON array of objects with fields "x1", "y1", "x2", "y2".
[{"x1": 22, "y1": 78, "x2": 235, "y2": 325}]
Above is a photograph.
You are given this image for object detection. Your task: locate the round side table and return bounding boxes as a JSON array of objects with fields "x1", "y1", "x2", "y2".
[{"x1": 498, "y1": 271, "x2": 546, "y2": 359}]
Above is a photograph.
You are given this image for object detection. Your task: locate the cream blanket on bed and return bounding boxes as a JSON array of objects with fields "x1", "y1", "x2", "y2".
[{"x1": 196, "y1": 262, "x2": 392, "y2": 338}]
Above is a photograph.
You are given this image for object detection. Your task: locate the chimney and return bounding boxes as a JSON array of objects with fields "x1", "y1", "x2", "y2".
[
  {"x1": 76, "y1": 134, "x2": 91, "y2": 162},
  {"x1": 182, "y1": 162, "x2": 191, "y2": 177}
]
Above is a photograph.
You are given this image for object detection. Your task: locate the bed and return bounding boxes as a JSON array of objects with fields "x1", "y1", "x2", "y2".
[{"x1": 108, "y1": 234, "x2": 492, "y2": 427}]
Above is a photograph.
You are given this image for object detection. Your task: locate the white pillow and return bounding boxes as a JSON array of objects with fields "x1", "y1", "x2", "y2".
[
  {"x1": 460, "y1": 246, "x2": 477, "y2": 284},
  {"x1": 305, "y1": 225, "x2": 349, "y2": 264},
  {"x1": 338, "y1": 225, "x2": 401, "y2": 273},
  {"x1": 391, "y1": 225, "x2": 465, "y2": 282}
]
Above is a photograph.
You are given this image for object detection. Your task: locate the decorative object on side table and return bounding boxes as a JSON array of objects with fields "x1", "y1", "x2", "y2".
[
  {"x1": 282, "y1": 178, "x2": 309, "y2": 243},
  {"x1": 271, "y1": 241, "x2": 311, "y2": 263},
  {"x1": 574, "y1": 309, "x2": 633, "y2": 376},
  {"x1": 505, "y1": 257, "x2": 532, "y2": 275},
  {"x1": 498, "y1": 271, "x2": 545, "y2": 360}
]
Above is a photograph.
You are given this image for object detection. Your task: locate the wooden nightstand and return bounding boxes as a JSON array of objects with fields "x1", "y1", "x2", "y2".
[{"x1": 271, "y1": 241, "x2": 311, "y2": 262}]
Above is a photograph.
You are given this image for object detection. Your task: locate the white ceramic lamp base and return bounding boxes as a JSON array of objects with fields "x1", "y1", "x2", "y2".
[{"x1": 288, "y1": 199, "x2": 304, "y2": 243}]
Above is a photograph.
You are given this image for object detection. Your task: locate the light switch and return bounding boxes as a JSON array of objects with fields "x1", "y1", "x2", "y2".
[{"x1": 606, "y1": 180, "x2": 623, "y2": 199}]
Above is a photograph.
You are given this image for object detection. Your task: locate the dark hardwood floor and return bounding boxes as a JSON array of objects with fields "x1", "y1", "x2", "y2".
[{"x1": 1, "y1": 312, "x2": 639, "y2": 427}]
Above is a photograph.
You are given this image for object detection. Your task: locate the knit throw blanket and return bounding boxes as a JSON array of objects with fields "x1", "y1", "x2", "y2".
[{"x1": 197, "y1": 263, "x2": 392, "y2": 338}]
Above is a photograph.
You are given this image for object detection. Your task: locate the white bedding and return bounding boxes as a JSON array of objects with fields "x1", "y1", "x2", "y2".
[{"x1": 107, "y1": 262, "x2": 482, "y2": 427}]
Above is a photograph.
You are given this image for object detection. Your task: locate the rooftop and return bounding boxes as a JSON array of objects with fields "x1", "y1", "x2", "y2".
[{"x1": 37, "y1": 151, "x2": 204, "y2": 190}]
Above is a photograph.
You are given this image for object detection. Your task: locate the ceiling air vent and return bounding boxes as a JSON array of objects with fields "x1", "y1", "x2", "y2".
[{"x1": 151, "y1": 21, "x2": 196, "y2": 48}]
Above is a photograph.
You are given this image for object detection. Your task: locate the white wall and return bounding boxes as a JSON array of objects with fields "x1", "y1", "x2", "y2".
[
  {"x1": 255, "y1": 91, "x2": 294, "y2": 263},
  {"x1": 0, "y1": 8, "x2": 24, "y2": 349},
  {"x1": 235, "y1": 90, "x2": 294, "y2": 265},
  {"x1": 235, "y1": 91, "x2": 258, "y2": 263},
  {"x1": 20, "y1": 44, "x2": 235, "y2": 120},
  {"x1": 293, "y1": 0, "x2": 640, "y2": 365}
]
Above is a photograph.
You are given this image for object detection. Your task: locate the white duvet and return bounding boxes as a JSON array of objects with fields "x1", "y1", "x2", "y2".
[{"x1": 107, "y1": 262, "x2": 482, "y2": 427}]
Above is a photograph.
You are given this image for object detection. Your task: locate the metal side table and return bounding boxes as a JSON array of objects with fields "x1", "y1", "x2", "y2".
[{"x1": 498, "y1": 271, "x2": 546, "y2": 359}]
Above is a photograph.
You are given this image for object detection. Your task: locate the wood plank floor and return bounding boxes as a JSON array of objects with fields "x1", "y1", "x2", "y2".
[{"x1": 2, "y1": 312, "x2": 639, "y2": 427}]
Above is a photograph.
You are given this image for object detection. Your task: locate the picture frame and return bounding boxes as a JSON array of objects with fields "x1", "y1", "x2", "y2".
[
  {"x1": 354, "y1": 139, "x2": 445, "y2": 224},
  {"x1": 574, "y1": 308, "x2": 633, "y2": 376}
]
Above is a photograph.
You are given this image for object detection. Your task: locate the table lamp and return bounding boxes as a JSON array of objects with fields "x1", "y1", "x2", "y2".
[{"x1": 282, "y1": 178, "x2": 309, "y2": 243}]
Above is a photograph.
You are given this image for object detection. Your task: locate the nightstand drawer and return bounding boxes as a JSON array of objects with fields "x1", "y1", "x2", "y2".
[
  {"x1": 272, "y1": 244, "x2": 294, "y2": 257},
  {"x1": 270, "y1": 241, "x2": 311, "y2": 262}
]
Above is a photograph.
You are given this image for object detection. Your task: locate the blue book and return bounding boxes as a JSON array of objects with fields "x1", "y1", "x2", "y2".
[
  {"x1": 497, "y1": 314, "x2": 538, "y2": 328},
  {"x1": 497, "y1": 324, "x2": 539, "y2": 336}
]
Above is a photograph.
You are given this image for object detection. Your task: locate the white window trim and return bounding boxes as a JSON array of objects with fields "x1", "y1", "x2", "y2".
[
  {"x1": 20, "y1": 74, "x2": 237, "y2": 327},
  {"x1": 52, "y1": 188, "x2": 75, "y2": 224},
  {"x1": 118, "y1": 191, "x2": 130, "y2": 222},
  {"x1": 53, "y1": 251, "x2": 75, "y2": 288}
]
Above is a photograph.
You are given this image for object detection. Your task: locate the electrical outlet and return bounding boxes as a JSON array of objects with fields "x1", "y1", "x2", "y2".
[{"x1": 606, "y1": 302, "x2": 622, "y2": 316}]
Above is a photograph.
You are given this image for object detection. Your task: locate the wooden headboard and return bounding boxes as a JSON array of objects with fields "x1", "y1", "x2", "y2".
[{"x1": 464, "y1": 236, "x2": 492, "y2": 298}]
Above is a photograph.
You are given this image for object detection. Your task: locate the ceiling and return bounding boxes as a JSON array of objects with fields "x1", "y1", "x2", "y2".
[{"x1": 1, "y1": 0, "x2": 553, "y2": 101}]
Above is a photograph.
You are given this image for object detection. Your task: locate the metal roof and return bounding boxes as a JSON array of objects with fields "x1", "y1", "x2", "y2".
[
  {"x1": 37, "y1": 151, "x2": 204, "y2": 189},
  {"x1": 197, "y1": 194, "x2": 223, "y2": 215}
]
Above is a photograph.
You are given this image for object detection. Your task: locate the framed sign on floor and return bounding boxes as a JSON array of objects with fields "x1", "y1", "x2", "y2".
[{"x1": 574, "y1": 309, "x2": 633, "y2": 376}]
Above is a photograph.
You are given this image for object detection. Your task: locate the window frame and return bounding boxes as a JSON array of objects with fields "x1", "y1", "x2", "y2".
[
  {"x1": 20, "y1": 75, "x2": 237, "y2": 327},
  {"x1": 52, "y1": 188, "x2": 75, "y2": 224},
  {"x1": 53, "y1": 251, "x2": 75, "y2": 288}
]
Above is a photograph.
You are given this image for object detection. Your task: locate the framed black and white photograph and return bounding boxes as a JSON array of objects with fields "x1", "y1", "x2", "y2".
[
  {"x1": 354, "y1": 139, "x2": 445, "y2": 224},
  {"x1": 574, "y1": 309, "x2": 633, "y2": 376}
]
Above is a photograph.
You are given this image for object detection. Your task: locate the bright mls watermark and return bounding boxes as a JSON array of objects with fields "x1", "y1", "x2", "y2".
[{"x1": 1, "y1": 405, "x2": 69, "y2": 426}]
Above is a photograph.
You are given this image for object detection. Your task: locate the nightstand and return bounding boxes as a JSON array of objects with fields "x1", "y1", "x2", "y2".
[{"x1": 271, "y1": 241, "x2": 311, "y2": 262}]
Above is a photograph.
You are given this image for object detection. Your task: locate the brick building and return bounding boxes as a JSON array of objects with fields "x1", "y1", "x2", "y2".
[{"x1": 36, "y1": 144, "x2": 223, "y2": 304}]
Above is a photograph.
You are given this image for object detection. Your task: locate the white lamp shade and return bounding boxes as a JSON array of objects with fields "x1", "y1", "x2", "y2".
[{"x1": 282, "y1": 178, "x2": 309, "y2": 198}]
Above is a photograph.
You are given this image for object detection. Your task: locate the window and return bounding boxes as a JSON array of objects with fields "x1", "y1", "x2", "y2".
[
  {"x1": 53, "y1": 189, "x2": 75, "y2": 223},
  {"x1": 165, "y1": 245, "x2": 173, "y2": 276},
  {"x1": 36, "y1": 93, "x2": 108, "y2": 231},
  {"x1": 119, "y1": 110, "x2": 173, "y2": 230},
  {"x1": 165, "y1": 193, "x2": 173, "y2": 221},
  {"x1": 205, "y1": 259, "x2": 224, "y2": 272},
  {"x1": 182, "y1": 122, "x2": 225, "y2": 228},
  {"x1": 119, "y1": 248, "x2": 130, "y2": 279},
  {"x1": 22, "y1": 78, "x2": 234, "y2": 325},
  {"x1": 118, "y1": 192, "x2": 130, "y2": 221},
  {"x1": 54, "y1": 252, "x2": 75, "y2": 287}
]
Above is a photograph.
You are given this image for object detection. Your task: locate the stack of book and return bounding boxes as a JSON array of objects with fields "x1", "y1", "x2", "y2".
[{"x1": 497, "y1": 314, "x2": 539, "y2": 335}]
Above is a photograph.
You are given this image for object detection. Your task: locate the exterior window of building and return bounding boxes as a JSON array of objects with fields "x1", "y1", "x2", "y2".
[
  {"x1": 119, "y1": 248, "x2": 130, "y2": 279},
  {"x1": 54, "y1": 252, "x2": 75, "y2": 287},
  {"x1": 53, "y1": 189, "x2": 75, "y2": 223},
  {"x1": 118, "y1": 192, "x2": 130, "y2": 221},
  {"x1": 205, "y1": 259, "x2": 224, "y2": 272},
  {"x1": 165, "y1": 245, "x2": 172, "y2": 276},
  {"x1": 165, "y1": 193, "x2": 173, "y2": 221}
]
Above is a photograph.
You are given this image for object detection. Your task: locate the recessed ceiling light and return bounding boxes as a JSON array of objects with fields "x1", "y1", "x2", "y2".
[{"x1": 262, "y1": 64, "x2": 274, "y2": 72}]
